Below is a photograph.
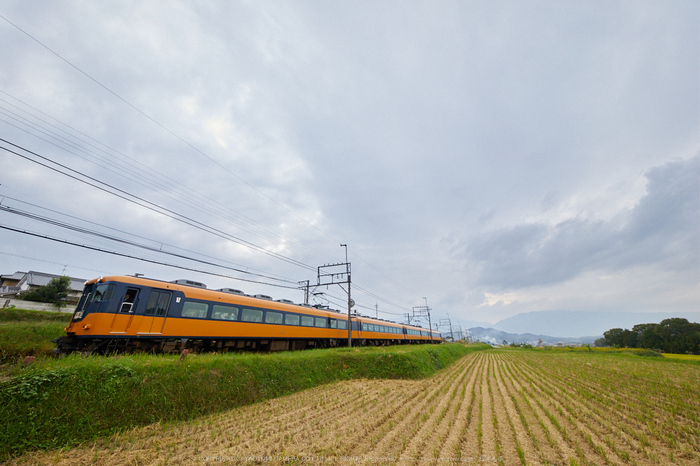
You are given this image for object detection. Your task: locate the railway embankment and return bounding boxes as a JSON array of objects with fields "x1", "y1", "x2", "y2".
[{"x1": 0, "y1": 324, "x2": 489, "y2": 461}]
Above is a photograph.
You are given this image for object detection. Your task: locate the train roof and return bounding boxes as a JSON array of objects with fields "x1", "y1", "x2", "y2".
[{"x1": 86, "y1": 275, "x2": 439, "y2": 333}]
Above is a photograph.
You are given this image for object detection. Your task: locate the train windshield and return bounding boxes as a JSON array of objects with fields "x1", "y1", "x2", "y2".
[{"x1": 91, "y1": 284, "x2": 116, "y2": 302}]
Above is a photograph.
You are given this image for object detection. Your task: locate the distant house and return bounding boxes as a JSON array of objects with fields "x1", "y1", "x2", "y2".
[
  {"x1": 0, "y1": 271, "x2": 25, "y2": 296},
  {"x1": 1, "y1": 271, "x2": 86, "y2": 302}
]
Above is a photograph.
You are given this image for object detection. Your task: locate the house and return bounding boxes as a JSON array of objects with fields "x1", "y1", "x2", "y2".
[
  {"x1": 0, "y1": 271, "x2": 25, "y2": 296},
  {"x1": 1, "y1": 271, "x2": 87, "y2": 302}
]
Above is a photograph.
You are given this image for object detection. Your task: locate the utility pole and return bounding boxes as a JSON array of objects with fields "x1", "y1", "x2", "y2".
[
  {"x1": 298, "y1": 280, "x2": 310, "y2": 304},
  {"x1": 411, "y1": 297, "x2": 433, "y2": 342},
  {"x1": 438, "y1": 315, "x2": 454, "y2": 342},
  {"x1": 375, "y1": 303, "x2": 379, "y2": 319},
  {"x1": 446, "y1": 313, "x2": 454, "y2": 341},
  {"x1": 315, "y1": 245, "x2": 353, "y2": 347}
]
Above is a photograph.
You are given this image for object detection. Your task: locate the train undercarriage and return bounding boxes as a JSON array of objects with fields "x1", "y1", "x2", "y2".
[{"x1": 53, "y1": 334, "x2": 436, "y2": 356}]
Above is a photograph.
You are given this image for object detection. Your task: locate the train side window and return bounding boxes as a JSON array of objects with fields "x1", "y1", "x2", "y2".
[
  {"x1": 285, "y1": 314, "x2": 300, "y2": 326},
  {"x1": 91, "y1": 284, "x2": 115, "y2": 302},
  {"x1": 338, "y1": 320, "x2": 347, "y2": 330},
  {"x1": 241, "y1": 308, "x2": 263, "y2": 323},
  {"x1": 155, "y1": 293, "x2": 171, "y2": 316},
  {"x1": 182, "y1": 301, "x2": 209, "y2": 319},
  {"x1": 330, "y1": 319, "x2": 338, "y2": 329},
  {"x1": 145, "y1": 291, "x2": 171, "y2": 316},
  {"x1": 301, "y1": 315, "x2": 314, "y2": 327},
  {"x1": 212, "y1": 305, "x2": 239, "y2": 321},
  {"x1": 119, "y1": 288, "x2": 139, "y2": 313},
  {"x1": 315, "y1": 317, "x2": 327, "y2": 328},
  {"x1": 265, "y1": 311, "x2": 283, "y2": 324},
  {"x1": 361, "y1": 323, "x2": 367, "y2": 331}
]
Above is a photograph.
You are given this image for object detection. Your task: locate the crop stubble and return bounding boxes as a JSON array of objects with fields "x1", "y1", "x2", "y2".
[{"x1": 10, "y1": 351, "x2": 699, "y2": 465}]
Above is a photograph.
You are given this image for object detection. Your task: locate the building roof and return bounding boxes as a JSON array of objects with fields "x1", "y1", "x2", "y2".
[
  {"x1": 16, "y1": 271, "x2": 87, "y2": 292},
  {"x1": 0, "y1": 271, "x2": 26, "y2": 282}
]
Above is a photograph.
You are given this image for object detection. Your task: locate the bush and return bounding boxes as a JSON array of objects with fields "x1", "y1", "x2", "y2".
[{"x1": 21, "y1": 276, "x2": 71, "y2": 308}]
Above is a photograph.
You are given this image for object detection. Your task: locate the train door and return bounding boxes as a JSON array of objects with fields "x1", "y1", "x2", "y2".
[
  {"x1": 137, "y1": 290, "x2": 172, "y2": 334},
  {"x1": 109, "y1": 287, "x2": 140, "y2": 334}
]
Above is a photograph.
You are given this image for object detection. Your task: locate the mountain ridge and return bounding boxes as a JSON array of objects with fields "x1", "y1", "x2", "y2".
[{"x1": 467, "y1": 326, "x2": 600, "y2": 345}]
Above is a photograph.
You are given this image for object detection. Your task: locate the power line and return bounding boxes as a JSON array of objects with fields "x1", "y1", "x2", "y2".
[
  {"x1": 0, "y1": 204, "x2": 300, "y2": 285},
  {"x1": 0, "y1": 12, "x2": 335, "y2": 243},
  {"x1": 0, "y1": 224, "x2": 300, "y2": 290},
  {"x1": 0, "y1": 16, "x2": 424, "y2": 310},
  {"x1": 0, "y1": 250, "x2": 109, "y2": 275},
  {"x1": 0, "y1": 193, "x2": 293, "y2": 282},
  {"x1": 0, "y1": 92, "x2": 334, "y2": 266},
  {"x1": 0, "y1": 138, "x2": 316, "y2": 271},
  {"x1": 0, "y1": 14, "x2": 435, "y2": 314}
]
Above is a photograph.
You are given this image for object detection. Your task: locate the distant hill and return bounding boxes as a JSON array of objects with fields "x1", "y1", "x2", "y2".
[
  {"x1": 492, "y1": 310, "x2": 700, "y2": 338},
  {"x1": 467, "y1": 327, "x2": 599, "y2": 346}
]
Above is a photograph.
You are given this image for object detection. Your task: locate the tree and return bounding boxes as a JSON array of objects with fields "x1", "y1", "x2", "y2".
[
  {"x1": 22, "y1": 276, "x2": 72, "y2": 308},
  {"x1": 633, "y1": 323, "x2": 662, "y2": 349},
  {"x1": 621, "y1": 329, "x2": 638, "y2": 348},
  {"x1": 603, "y1": 328, "x2": 625, "y2": 347},
  {"x1": 601, "y1": 319, "x2": 700, "y2": 355}
]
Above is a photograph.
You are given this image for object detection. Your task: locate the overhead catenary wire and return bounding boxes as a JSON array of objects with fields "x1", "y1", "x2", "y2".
[
  {"x1": 0, "y1": 92, "x2": 334, "y2": 267},
  {"x1": 0, "y1": 193, "x2": 293, "y2": 282},
  {"x1": 0, "y1": 224, "x2": 300, "y2": 290},
  {"x1": 0, "y1": 204, "x2": 300, "y2": 285},
  {"x1": 0, "y1": 12, "x2": 337, "y2": 244},
  {"x1": 0, "y1": 138, "x2": 316, "y2": 271},
  {"x1": 0, "y1": 15, "x2": 422, "y2": 305},
  {"x1": 0, "y1": 250, "x2": 111, "y2": 276},
  {"x1": 0, "y1": 128, "x2": 425, "y2": 316},
  {"x1": 0, "y1": 12, "x2": 433, "y2": 313}
]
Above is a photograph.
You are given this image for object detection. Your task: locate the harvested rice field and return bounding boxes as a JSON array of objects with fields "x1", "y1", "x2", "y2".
[{"x1": 10, "y1": 350, "x2": 700, "y2": 465}]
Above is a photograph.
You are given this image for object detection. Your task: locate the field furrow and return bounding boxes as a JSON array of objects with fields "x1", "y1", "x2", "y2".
[{"x1": 9, "y1": 349, "x2": 699, "y2": 465}]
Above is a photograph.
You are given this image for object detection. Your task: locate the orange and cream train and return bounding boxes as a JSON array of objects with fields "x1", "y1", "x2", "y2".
[{"x1": 54, "y1": 275, "x2": 441, "y2": 354}]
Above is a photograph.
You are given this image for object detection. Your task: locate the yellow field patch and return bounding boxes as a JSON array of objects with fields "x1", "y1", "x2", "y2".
[{"x1": 663, "y1": 353, "x2": 700, "y2": 360}]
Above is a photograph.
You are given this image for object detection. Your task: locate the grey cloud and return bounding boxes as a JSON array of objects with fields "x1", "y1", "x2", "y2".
[{"x1": 464, "y1": 156, "x2": 699, "y2": 289}]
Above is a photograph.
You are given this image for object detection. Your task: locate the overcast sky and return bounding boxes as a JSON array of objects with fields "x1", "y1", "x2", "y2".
[{"x1": 0, "y1": 1, "x2": 698, "y2": 331}]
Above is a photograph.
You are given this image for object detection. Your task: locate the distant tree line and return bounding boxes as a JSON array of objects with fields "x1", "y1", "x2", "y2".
[{"x1": 595, "y1": 318, "x2": 700, "y2": 355}]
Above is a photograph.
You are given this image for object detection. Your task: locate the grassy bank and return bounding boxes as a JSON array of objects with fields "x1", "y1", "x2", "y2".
[
  {"x1": 0, "y1": 309, "x2": 72, "y2": 364},
  {"x1": 0, "y1": 342, "x2": 490, "y2": 460}
]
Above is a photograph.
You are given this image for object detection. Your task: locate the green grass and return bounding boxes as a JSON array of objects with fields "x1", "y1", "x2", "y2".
[
  {"x1": 0, "y1": 341, "x2": 490, "y2": 460},
  {"x1": 0, "y1": 309, "x2": 72, "y2": 364},
  {"x1": 0, "y1": 308, "x2": 73, "y2": 323}
]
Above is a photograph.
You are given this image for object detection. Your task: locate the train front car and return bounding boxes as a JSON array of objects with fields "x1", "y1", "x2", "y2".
[{"x1": 54, "y1": 275, "x2": 182, "y2": 355}]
